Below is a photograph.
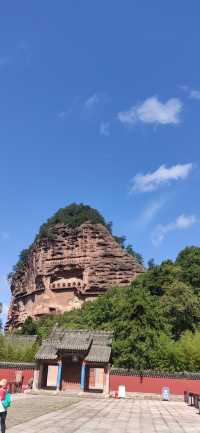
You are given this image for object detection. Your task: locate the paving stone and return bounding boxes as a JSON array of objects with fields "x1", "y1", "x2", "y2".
[{"x1": 6, "y1": 397, "x2": 200, "y2": 433}]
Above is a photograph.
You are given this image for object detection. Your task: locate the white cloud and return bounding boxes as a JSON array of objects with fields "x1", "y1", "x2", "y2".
[
  {"x1": 175, "y1": 214, "x2": 197, "y2": 229},
  {"x1": 84, "y1": 92, "x2": 110, "y2": 112},
  {"x1": 1, "y1": 303, "x2": 8, "y2": 316},
  {"x1": 130, "y1": 163, "x2": 193, "y2": 193},
  {"x1": 118, "y1": 96, "x2": 182, "y2": 126},
  {"x1": 57, "y1": 97, "x2": 81, "y2": 120},
  {"x1": 138, "y1": 199, "x2": 165, "y2": 225},
  {"x1": 179, "y1": 85, "x2": 189, "y2": 93},
  {"x1": 57, "y1": 111, "x2": 68, "y2": 119},
  {"x1": 57, "y1": 93, "x2": 109, "y2": 121},
  {"x1": 189, "y1": 90, "x2": 200, "y2": 100},
  {"x1": 0, "y1": 274, "x2": 10, "y2": 326},
  {"x1": 0, "y1": 303, "x2": 9, "y2": 326},
  {"x1": 99, "y1": 122, "x2": 110, "y2": 136},
  {"x1": 0, "y1": 274, "x2": 9, "y2": 288},
  {"x1": 134, "y1": 198, "x2": 166, "y2": 231},
  {"x1": 151, "y1": 214, "x2": 197, "y2": 246},
  {"x1": 0, "y1": 43, "x2": 31, "y2": 72},
  {"x1": 179, "y1": 85, "x2": 200, "y2": 101},
  {"x1": 85, "y1": 93, "x2": 99, "y2": 110}
]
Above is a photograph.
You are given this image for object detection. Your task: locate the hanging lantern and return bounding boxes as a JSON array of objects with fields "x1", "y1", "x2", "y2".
[{"x1": 72, "y1": 354, "x2": 79, "y2": 362}]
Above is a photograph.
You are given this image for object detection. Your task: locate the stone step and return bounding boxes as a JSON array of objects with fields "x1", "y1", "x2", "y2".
[
  {"x1": 27, "y1": 389, "x2": 106, "y2": 398},
  {"x1": 28, "y1": 389, "x2": 183, "y2": 401}
]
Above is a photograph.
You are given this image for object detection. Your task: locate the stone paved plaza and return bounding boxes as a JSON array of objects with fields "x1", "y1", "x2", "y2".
[{"x1": 5, "y1": 395, "x2": 200, "y2": 433}]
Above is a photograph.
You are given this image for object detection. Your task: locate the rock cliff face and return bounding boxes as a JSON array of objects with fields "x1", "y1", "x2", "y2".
[{"x1": 6, "y1": 222, "x2": 144, "y2": 330}]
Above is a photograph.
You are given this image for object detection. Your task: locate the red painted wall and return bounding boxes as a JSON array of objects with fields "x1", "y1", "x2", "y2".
[
  {"x1": 0, "y1": 368, "x2": 34, "y2": 386},
  {"x1": 110, "y1": 374, "x2": 200, "y2": 395}
]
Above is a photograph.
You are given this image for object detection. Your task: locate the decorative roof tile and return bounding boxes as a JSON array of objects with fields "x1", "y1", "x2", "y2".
[
  {"x1": 57, "y1": 331, "x2": 92, "y2": 351},
  {"x1": 35, "y1": 326, "x2": 113, "y2": 362}
]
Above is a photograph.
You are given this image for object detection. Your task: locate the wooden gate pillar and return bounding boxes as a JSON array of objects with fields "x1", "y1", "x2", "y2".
[
  {"x1": 104, "y1": 364, "x2": 110, "y2": 396},
  {"x1": 56, "y1": 360, "x2": 63, "y2": 391},
  {"x1": 33, "y1": 362, "x2": 40, "y2": 390},
  {"x1": 80, "y1": 361, "x2": 86, "y2": 391}
]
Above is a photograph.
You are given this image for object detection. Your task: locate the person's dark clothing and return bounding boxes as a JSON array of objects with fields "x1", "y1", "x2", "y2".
[
  {"x1": 0, "y1": 391, "x2": 11, "y2": 432},
  {"x1": 0, "y1": 411, "x2": 7, "y2": 433}
]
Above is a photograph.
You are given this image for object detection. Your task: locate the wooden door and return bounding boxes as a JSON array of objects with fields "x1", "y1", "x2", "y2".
[
  {"x1": 62, "y1": 359, "x2": 81, "y2": 390},
  {"x1": 88, "y1": 367, "x2": 104, "y2": 390}
]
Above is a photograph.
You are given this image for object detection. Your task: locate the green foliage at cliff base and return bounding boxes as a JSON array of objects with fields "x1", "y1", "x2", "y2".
[{"x1": 0, "y1": 336, "x2": 38, "y2": 363}]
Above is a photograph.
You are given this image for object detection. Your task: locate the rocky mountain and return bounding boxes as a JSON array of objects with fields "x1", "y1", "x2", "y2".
[{"x1": 6, "y1": 218, "x2": 144, "y2": 330}]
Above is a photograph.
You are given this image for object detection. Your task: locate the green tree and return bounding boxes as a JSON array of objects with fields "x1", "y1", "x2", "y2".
[
  {"x1": 13, "y1": 248, "x2": 32, "y2": 273},
  {"x1": 126, "y1": 245, "x2": 144, "y2": 265},
  {"x1": 36, "y1": 203, "x2": 108, "y2": 241},
  {"x1": 176, "y1": 246, "x2": 200, "y2": 291},
  {"x1": 6, "y1": 244, "x2": 200, "y2": 371},
  {"x1": 147, "y1": 258, "x2": 155, "y2": 269},
  {"x1": 0, "y1": 303, "x2": 2, "y2": 332},
  {"x1": 34, "y1": 286, "x2": 169, "y2": 369},
  {"x1": 113, "y1": 235, "x2": 126, "y2": 248},
  {"x1": 175, "y1": 331, "x2": 200, "y2": 371},
  {"x1": 161, "y1": 281, "x2": 200, "y2": 339},
  {"x1": 133, "y1": 260, "x2": 183, "y2": 297},
  {"x1": 0, "y1": 335, "x2": 38, "y2": 362},
  {"x1": 110, "y1": 286, "x2": 169, "y2": 369},
  {"x1": 10, "y1": 203, "x2": 132, "y2": 273},
  {"x1": 0, "y1": 335, "x2": 5, "y2": 359},
  {"x1": 21, "y1": 317, "x2": 38, "y2": 335}
]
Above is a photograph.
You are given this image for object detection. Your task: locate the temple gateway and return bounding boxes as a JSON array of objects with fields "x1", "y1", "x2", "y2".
[{"x1": 34, "y1": 326, "x2": 112, "y2": 395}]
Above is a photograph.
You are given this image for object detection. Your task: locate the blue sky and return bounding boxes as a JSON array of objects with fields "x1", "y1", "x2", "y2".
[{"x1": 0, "y1": 1, "x2": 200, "y2": 321}]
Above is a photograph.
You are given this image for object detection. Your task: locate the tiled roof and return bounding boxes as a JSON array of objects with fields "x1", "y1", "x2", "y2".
[
  {"x1": 35, "y1": 343, "x2": 58, "y2": 360},
  {"x1": 35, "y1": 326, "x2": 113, "y2": 362},
  {"x1": 91, "y1": 332, "x2": 113, "y2": 346},
  {"x1": 0, "y1": 361, "x2": 35, "y2": 369},
  {"x1": 49, "y1": 326, "x2": 66, "y2": 342},
  {"x1": 57, "y1": 331, "x2": 92, "y2": 351},
  {"x1": 85, "y1": 344, "x2": 111, "y2": 363}
]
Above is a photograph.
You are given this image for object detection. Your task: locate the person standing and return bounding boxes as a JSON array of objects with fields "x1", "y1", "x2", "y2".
[{"x1": 0, "y1": 380, "x2": 11, "y2": 433}]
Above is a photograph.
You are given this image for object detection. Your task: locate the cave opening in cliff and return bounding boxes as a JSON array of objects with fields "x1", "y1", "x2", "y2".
[{"x1": 50, "y1": 268, "x2": 84, "y2": 291}]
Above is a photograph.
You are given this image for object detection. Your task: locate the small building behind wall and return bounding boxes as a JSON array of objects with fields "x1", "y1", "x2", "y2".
[{"x1": 34, "y1": 326, "x2": 112, "y2": 395}]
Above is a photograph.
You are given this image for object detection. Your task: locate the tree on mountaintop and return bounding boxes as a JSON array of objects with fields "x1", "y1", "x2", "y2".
[
  {"x1": 126, "y1": 244, "x2": 144, "y2": 265},
  {"x1": 36, "y1": 203, "x2": 108, "y2": 241},
  {"x1": 10, "y1": 203, "x2": 143, "y2": 274}
]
